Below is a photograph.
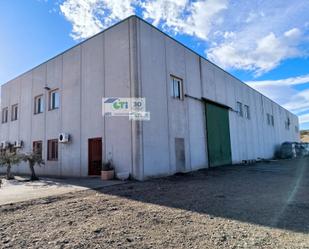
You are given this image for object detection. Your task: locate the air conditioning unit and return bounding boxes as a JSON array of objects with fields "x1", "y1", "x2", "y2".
[
  {"x1": 1, "y1": 141, "x2": 10, "y2": 149},
  {"x1": 59, "y1": 133, "x2": 70, "y2": 143},
  {"x1": 14, "y1": 140, "x2": 23, "y2": 148}
]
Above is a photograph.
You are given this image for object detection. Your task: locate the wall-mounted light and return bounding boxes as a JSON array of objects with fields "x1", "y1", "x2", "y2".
[{"x1": 44, "y1": 86, "x2": 51, "y2": 91}]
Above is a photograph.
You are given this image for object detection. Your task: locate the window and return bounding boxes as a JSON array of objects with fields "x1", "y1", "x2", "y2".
[
  {"x1": 271, "y1": 115, "x2": 274, "y2": 126},
  {"x1": 267, "y1": 113, "x2": 274, "y2": 126},
  {"x1": 11, "y1": 104, "x2": 18, "y2": 121},
  {"x1": 244, "y1": 105, "x2": 250, "y2": 119},
  {"x1": 236, "y1": 102, "x2": 243, "y2": 117},
  {"x1": 285, "y1": 117, "x2": 290, "y2": 130},
  {"x1": 34, "y1": 95, "x2": 44, "y2": 114},
  {"x1": 49, "y1": 89, "x2": 60, "y2": 110},
  {"x1": 47, "y1": 139, "x2": 58, "y2": 161},
  {"x1": 33, "y1": 141, "x2": 43, "y2": 158},
  {"x1": 171, "y1": 76, "x2": 184, "y2": 99},
  {"x1": 2, "y1": 107, "x2": 8, "y2": 123}
]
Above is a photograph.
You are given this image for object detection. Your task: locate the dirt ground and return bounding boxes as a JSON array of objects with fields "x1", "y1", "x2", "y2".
[
  {"x1": 0, "y1": 176, "x2": 122, "y2": 205},
  {"x1": 0, "y1": 158, "x2": 308, "y2": 249}
]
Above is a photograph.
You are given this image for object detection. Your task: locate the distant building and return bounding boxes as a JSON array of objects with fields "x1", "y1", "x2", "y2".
[{"x1": 0, "y1": 16, "x2": 300, "y2": 180}]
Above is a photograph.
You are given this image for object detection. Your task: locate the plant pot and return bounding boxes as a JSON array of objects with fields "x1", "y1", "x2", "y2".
[{"x1": 101, "y1": 170, "x2": 114, "y2": 180}]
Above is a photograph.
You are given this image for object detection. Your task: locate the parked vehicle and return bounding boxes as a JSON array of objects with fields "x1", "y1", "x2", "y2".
[
  {"x1": 278, "y1": 142, "x2": 296, "y2": 159},
  {"x1": 277, "y1": 142, "x2": 309, "y2": 159},
  {"x1": 299, "y1": 142, "x2": 309, "y2": 156}
]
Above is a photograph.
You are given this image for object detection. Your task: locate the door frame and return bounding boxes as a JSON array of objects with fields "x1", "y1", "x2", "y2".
[
  {"x1": 88, "y1": 137, "x2": 103, "y2": 176},
  {"x1": 204, "y1": 100, "x2": 232, "y2": 167}
]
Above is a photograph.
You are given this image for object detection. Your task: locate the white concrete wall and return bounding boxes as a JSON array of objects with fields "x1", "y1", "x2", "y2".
[
  {"x1": 80, "y1": 33, "x2": 104, "y2": 177},
  {"x1": 104, "y1": 20, "x2": 132, "y2": 176},
  {"x1": 0, "y1": 16, "x2": 300, "y2": 179},
  {"x1": 137, "y1": 17, "x2": 300, "y2": 177},
  {"x1": 0, "y1": 19, "x2": 134, "y2": 177},
  {"x1": 138, "y1": 19, "x2": 208, "y2": 178}
]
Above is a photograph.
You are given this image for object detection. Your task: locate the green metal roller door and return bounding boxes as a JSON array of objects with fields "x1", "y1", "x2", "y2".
[{"x1": 205, "y1": 102, "x2": 232, "y2": 167}]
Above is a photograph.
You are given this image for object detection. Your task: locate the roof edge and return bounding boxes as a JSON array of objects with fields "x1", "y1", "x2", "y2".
[
  {"x1": 1, "y1": 15, "x2": 138, "y2": 87},
  {"x1": 1, "y1": 15, "x2": 299, "y2": 119}
]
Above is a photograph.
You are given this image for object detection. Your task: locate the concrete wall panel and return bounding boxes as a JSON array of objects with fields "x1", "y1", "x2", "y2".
[
  {"x1": 104, "y1": 20, "x2": 132, "y2": 175},
  {"x1": 139, "y1": 20, "x2": 170, "y2": 177},
  {"x1": 81, "y1": 33, "x2": 105, "y2": 177},
  {"x1": 61, "y1": 46, "x2": 82, "y2": 176}
]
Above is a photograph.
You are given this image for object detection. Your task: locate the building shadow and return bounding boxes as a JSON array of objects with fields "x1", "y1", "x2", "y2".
[
  {"x1": 1, "y1": 159, "x2": 307, "y2": 233},
  {"x1": 93, "y1": 158, "x2": 309, "y2": 234}
]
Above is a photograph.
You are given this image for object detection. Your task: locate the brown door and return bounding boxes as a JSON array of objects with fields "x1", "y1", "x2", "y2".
[{"x1": 88, "y1": 138, "x2": 102, "y2": 176}]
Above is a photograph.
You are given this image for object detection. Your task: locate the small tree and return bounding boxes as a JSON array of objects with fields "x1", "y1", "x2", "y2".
[
  {"x1": 21, "y1": 152, "x2": 45, "y2": 181},
  {"x1": 0, "y1": 152, "x2": 21, "y2": 180}
]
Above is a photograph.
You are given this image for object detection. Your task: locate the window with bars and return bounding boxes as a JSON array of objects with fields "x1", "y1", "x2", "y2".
[
  {"x1": 285, "y1": 117, "x2": 290, "y2": 130},
  {"x1": 49, "y1": 89, "x2": 60, "y2": 110},
  {"x1": 34, "y1": 95, "x2": 44, "y2": 114},
  {"x1": 2, "y1": 107, "x2": 8, "y2": 123},
  {"x1": 171, "y1": 76, "x2": 184, "y2": 100},
  {"x1": 47, "y1": 139, "x2": 58, "y2": 161},
  {"x1": 33, "y1": 141, "x2": 43, "y2": 158},
  {"x1": 271, "y1": 115, "x2": 274, "y2": 126},
  {"x1": 244, "y1": 105, "x2": 250, "y2": 119},
  {"x1": 11, "y1": 104, "x2": 18, "y2": 121},
  {"x1": 267, "y1": 113, "x2": 274, "y2": 126},
  {"x1": 236, "y1": 102, "x2": 243, "y2": 117}
]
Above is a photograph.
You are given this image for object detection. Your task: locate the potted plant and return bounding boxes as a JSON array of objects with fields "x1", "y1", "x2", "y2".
[{"x1": 101, "y1": 160, "x2": 114, "y2": 180}]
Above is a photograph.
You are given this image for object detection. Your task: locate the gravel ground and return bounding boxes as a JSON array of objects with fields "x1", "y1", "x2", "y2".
[{"x1": 0, "y1": 158, "x2": 308, "y2": 249}]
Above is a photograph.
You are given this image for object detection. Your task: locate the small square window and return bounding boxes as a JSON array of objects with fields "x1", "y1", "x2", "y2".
[
  {"x1": 244, "y1": 105, "x2": 250, "y2": 119},
  {"x1": 11, "y1": 104, "x2": 18, "y2": 121},
  {"x1": 236, "y1": 102, "x2": 243, "y2": 117},
  {"x1": 34, "y1": 95, "x2": 44, "y2": 114},
  {"x1": 47, "y1": 139, "x2": 58, "y2": 161},
  {"x1": 171, "y1": 76, "x2": 184, "y2": 100},
  {"x1": 49, "y1": 89, "x2": 60, "y2": 110},
  {"x1": 2, "y1": 107, "x2": 8, "y2": 123}
]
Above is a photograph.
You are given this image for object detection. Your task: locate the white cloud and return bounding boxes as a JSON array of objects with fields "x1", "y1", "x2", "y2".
[
  {"x1": 247, "y1": 75, "x2": 309, "y2": 126},
  {"x1": 299, "y1": 113, "x2": 309, "y2": 125},
  {"x1": 283, "y1": 89, "x2": 309, "y2": 114},
  {"x1": 57, "y1": 0, "x2": 309, "y2": 127},
  {"x1": 58, "y1": 0, "x2": 308, "y2": 75},
  {"x1": 206, "y1": 0, "x2": 309, "y2": 75},
  {"x1": 207, "y1": 29, "x2": 303, "y2": 76},
  {"x1": 55, "y1": 0, "x2": 309, "y2": 127},
  {"x1": 60, "y1": 0, "x2": 135, "y2": 40},
  {"x1": 140, "y1": 0, "x2": 228, "y2": 40},
  {"x1": 247, "y1": 75, "x2": 309, "y2": 128},
  {"x1": 59, "y1": 0, "x2": 229, "y2": 41},
  {"x1": 284, "y1": 28, "x2": 301, "y2": 39},
  {"x1": 247, "y1": 74, "x2": 309, "y2": 88},
  {"x1": 245, "y1": 11, "x2": 264, "y2": 23},
  {"x1": 140, "y1": 0, "x2": 188, "y2": 27}
]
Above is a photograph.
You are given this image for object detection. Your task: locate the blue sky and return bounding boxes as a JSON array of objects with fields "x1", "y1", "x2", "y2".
[{"x1": 1, "y1": 0, "x2": 309, "y2": 129}]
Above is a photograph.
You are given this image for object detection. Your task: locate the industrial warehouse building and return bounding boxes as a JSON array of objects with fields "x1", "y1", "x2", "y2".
[{"x1": 0, "y1": 16, "x2": 299, "y2": 180}]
